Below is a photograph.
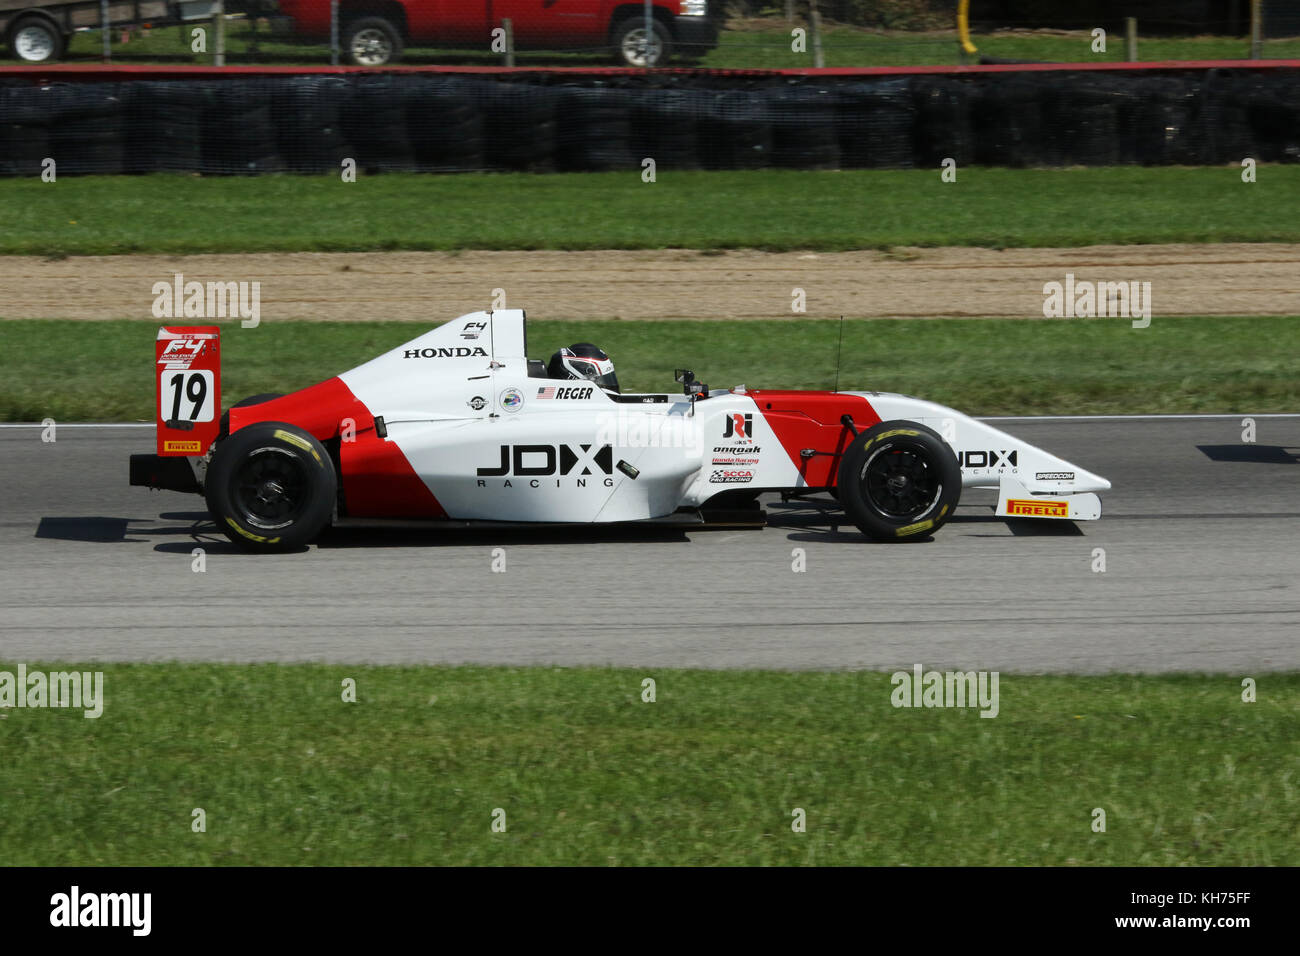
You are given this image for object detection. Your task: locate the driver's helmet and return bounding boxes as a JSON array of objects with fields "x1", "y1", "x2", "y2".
[{"x1": 547, "y1": 343, "x2": 620, "y2": 394}]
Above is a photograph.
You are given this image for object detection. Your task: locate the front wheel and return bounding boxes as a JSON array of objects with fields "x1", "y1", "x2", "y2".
[
  {"x1": 612, "y1": 18, "x2": 671, "y2": 68},
  {"x1": 836, "y1": 420, "x2": 961, "y2": 541},
  {"x1": 205, "y1": 422, "x2": 336, "y2": 552},
  {"x1": 343, "y1": 17, "x2": 403, "y2": 66}
]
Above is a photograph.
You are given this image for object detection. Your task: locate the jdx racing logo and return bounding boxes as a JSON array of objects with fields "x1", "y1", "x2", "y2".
[
  {"x1": 959, "y1": 449, "x2": 1018, "y2": 471},
  {"x1": 477, "y1": 443, "x2": 615, "y2": 488},
  {"x1": 723, "y1": 413, "x2": 753, "y2": 441}
]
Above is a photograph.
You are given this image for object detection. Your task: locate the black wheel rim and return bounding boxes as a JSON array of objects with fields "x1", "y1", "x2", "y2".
[
  {"x1": 860, "y1": 441, "x2": 942, "y2": 520},
  {"x1": 234, "y1": 447, "x2": 309, "y2": 530}
]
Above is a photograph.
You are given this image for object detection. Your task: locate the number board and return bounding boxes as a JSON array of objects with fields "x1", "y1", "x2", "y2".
[{"x1": 155, "y1": 326, "x2": 221, "y2": 457}]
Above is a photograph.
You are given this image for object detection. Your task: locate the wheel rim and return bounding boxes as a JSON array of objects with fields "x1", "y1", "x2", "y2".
[
  {"x1": 350, "y1": 29, "x2": 392, "y2": 66},
  {"x1": 234, "y1": 447, "x2": 309, "y2": 530},
  {"x1": 621, "y1": 28, "x2": 662, "y2": 67},
  {"x1": 860, "y1": 441, "x2": 942, "y2": 520},
  {"x1": 15, "y1": 26, "x2": 55, "y2": 62}
]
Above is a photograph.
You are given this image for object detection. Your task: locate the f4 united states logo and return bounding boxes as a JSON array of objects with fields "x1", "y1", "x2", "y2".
[{"x1": 723, "y1": 413, "x2": 753, "y2": 440}]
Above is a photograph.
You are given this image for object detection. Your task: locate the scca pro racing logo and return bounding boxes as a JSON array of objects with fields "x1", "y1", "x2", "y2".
[
  {"x1": 723, "y1": 413, "x2": 754, "y2": 441},
  {"x1": 476, "y1": 443, "x2": 615, "y2": 488},
  {"x1": 710, "y1": 469, "x2": 754, "y2": 484},
  {"x1": 403, "y1": 346, "x2": 488, "y2": 359}
]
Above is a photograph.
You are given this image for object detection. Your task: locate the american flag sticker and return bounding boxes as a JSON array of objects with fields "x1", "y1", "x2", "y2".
[{"x1": 537, "y1": 387, "x2": 556, "y2": 399}]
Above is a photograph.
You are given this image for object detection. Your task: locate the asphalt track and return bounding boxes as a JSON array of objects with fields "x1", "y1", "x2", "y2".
[{"x1": 1, "y1": 417, "x2": 1297, "y2": 673}]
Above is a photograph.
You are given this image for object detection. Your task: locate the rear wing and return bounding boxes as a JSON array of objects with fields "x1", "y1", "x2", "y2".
[{"x1": 155, "y1": 326, "x2": 220, "y2": 457}]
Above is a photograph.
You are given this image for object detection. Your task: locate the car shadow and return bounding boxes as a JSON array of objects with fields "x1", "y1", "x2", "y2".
[
  {"x1": 765, "y1": 497, "x2": 1082, "y2": 541},
  {"x1": 1197, "y1": 445, "x2": 1300, "y2": 464},
  {"x1": 34, "y1": 514, "x2": 293, "y2": 555}
]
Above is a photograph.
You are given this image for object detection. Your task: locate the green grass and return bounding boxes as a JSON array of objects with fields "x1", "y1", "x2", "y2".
[
  {"x1": 1, "y1": 662, "x2": 1295, "y2": 865},
  {"x1": 5, "y1": 168, "x2": 1300, "y2": 257},
  {"x1": 14, "y1": 21, "x2": 1300, "y2": 68},
  {"x1": 2, "y1": 315, "x2": 1296, "y2": 422}
]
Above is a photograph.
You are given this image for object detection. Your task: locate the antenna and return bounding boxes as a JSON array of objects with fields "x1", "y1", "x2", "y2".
[{"x1": 833, "y1": 315, "x2": 845, "y2": 393}]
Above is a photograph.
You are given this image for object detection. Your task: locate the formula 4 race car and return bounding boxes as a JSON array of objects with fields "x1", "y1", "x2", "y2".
[{"x1": 129, "y1": 310, "x2": 1110, "y2": 552}]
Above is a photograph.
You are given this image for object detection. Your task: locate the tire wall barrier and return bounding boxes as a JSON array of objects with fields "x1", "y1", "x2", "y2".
[{"x1": 1, "y1": 68, "x2": 1297, "y2": 177}]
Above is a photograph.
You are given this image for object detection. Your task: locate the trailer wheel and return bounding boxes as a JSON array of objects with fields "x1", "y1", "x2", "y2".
[
  {"x1": 836, "y1": 420, "x2": 961, "y2": 542},
  {"x1": 343, "y1": 17, "x2": 403, "y2": 67},
  {"x1": 9, "y1": 17, "x2": 63, "y2": 64}
]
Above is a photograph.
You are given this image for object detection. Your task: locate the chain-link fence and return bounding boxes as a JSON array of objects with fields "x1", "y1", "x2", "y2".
[{"x1": 3, "y1": 2, "x2": 1297, "y2": 68}]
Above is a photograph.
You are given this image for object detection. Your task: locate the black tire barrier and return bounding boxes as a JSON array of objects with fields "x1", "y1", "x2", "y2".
[
  {"x1": 767, "y1": 84, "x2": 842, "y2": 170},
  {"x1": 698, "y1": 89, "x2": 772, "y2": 170},
  {"x1": 0, "y1": 85, "x2": 54, "y2": 176},
  {"x1": 557, "y1": 86, "x2": 636, "y2": 172},
  {"x1": 0, "y1": 68, "x2": 1297, "y2": 177},
  {"x1": 838, "y1": 78, "x2": 915, "y2": 169},
  {"x1": 972, "y1": 75, "x2": 1044, "y2": 168},
  {"x1": 406, "y1": 77, "x2": 485, "y2": 173},
  {"x1": 911, "y1": 76, "x2": 974, "y2": 168},
  {"x1": 272, "y1": 76, "x2": 354, "y2": 175},
  {"x1": 473, "y1": 80, "x2": 559, "y2": 172},
  {"x1": 631, "y1": 87, "x2": 703, "y2": 172}
]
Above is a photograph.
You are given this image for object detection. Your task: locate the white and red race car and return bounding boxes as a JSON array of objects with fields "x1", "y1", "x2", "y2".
[{"x1": 129, "y1": 310, "x2": 1110, "y2": 551}]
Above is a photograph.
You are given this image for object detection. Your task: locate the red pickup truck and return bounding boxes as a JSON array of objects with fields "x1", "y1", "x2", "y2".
[{"x1": 275, "y1": 0, "x2": 718, "y2": 67}]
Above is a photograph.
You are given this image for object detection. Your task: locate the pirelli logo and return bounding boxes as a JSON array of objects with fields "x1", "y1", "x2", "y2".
[
  {"x1": 163, "y1": 440, "x2": 202, "y2": 453},
  {"x1": 1006, "y1": 497, "x2": 1069, "y2": 518}
]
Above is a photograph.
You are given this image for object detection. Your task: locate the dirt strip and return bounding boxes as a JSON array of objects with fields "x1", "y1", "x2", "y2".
[{"x1": 2, "y1": 244, "x2": 1298, "y2": 321}]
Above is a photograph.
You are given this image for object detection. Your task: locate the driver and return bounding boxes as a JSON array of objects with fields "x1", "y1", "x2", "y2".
[{"x1": 547, "y1": 343, "x2": 620, "y2": 395}]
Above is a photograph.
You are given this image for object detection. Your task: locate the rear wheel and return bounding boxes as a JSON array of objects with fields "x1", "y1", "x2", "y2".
[
  {"x1": 205, "y1": 422, "x2": 336, "y2": 552},
  {"x1": 836, "y1": 420, "x2": 961, "y2": 541}
]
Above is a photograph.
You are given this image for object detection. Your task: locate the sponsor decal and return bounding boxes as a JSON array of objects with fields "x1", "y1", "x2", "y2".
[
  {"x1": 273, "y1": 428, "x2": 323, "y2": 464},
  {"x1": 467, "y1": 395, "x2": 486, "y2": 411},
  {"x1": 1006, "y1": 498, "x2": 1070, "y2": 518},
  {"x1": 225, "y1": 517, "x2": 280, "y2": 544},
  {"x1": 476, "y1": 443, "x2": 615, "y2": 489},
  {"x1": 536, "y1": 385, "x2": 594, "y2": 400},
  {"x1": 723, "y1": 413, "x2": 754, "y2": 441},
  {"x1": 163, "y1": 440, "x2": 201, "y2": 453},
  {"x1": 709, "y1": 469, "x2": 754, "y2": 484},
  {"x1": 1036, "y1": 471, "x2": 1074, "y2": 481},
  {"x1": 959, "y1": 449, "x2": 1018, "y2": 470},
  {"x1": 403, "y1": 346, "x2": 489, "y2": 359},
  {"x1": 499, "y1": 388, "x2": 524, "y2": 412},
  {"x1": 460, "y1": 321, "x2": 487, "y2": 340},
  {"x1": 156, "y1": 337, "x2": 210, "y2": 371},
  {"x1": 895, "y1": 518, "x2": 934, "y2": 537},
  {"x1": 713, "y1": 445, "x2": 761, "y2": 455},
  {"x1": 712, "y1": 456, "x2": 760, "y2": 466}
]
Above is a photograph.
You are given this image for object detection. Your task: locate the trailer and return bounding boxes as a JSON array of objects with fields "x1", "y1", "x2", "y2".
[{"x1": 1, "y1": 0, "x2": 220, "y2": 63}]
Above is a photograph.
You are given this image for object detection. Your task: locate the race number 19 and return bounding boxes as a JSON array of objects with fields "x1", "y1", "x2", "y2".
[{"x1": 162, "y1": 369, "x2": 216, "y2": 424}]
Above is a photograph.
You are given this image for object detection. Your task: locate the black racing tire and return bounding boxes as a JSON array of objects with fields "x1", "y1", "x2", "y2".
[
  {"x1": 205, "y1": 421, "x2": 335, "y2": 552},
  {"x1": 836, "y1": 420, "x2": 961, "y2": 542},
  {"x1": 343, "y1": 17, "x2": 403, "y2": 67},
  {"x1": 611, "y1": 17, "x2": 671, "y2": 68},
  {"x1": 8, "y1": 16, "x2": 64, "y2": 64}
]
